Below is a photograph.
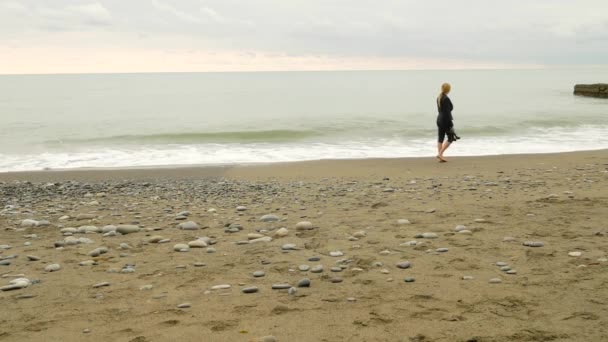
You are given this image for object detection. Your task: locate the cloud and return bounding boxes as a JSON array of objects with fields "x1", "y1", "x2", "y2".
[{"x1": 0, "y1": 0, "x2": 607, "y2": 73}]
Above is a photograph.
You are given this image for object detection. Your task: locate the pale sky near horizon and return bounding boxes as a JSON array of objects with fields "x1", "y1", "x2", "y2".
[{"x1": 1, "y1": 0, "x2": 607, "y2": 74}]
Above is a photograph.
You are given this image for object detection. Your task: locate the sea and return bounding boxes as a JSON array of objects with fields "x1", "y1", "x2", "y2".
[{"x1": 1, "y1": 68, "x2": 607, "y2": 172}]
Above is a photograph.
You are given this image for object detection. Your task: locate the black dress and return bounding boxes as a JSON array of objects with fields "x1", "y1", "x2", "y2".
[{"x1": 437, "y1": 94, "x2": 454, "y2": 143}]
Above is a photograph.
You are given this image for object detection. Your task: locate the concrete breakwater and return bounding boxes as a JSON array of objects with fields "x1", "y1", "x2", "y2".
[{"x1": 574, "y1": 84, "x2": 608, "y2": 98}]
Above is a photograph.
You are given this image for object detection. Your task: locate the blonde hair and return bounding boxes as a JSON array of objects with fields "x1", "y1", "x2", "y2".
[{"x1": 437, "y1": 83, "x2": 451, "y2": 109}]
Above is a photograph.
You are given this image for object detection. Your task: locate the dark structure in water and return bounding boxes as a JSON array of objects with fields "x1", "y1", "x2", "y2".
[{"x1": 574, "y1": 84, "x2": 608, "y2": 98}]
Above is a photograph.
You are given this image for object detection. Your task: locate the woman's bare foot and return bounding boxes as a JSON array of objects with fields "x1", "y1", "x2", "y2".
[{"x1": 438, "y1": 156, "x2": 447, "y2": 163}]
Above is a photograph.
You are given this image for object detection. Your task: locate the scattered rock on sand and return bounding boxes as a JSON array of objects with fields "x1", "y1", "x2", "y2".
[
  {"x1": 45, "y1": 263, "x2": 61, "y2": 272},
  {"x1": 260, "y1": 214, "x2": 279, "y2": 222},
  {"x1": 295, "y1": 221, "x2": 313, "y2": 230},
  {"x1": 523, "y1": 241, "x2": 545, "y2": 247},
  {"x1": 177, "y1": 221, "x2": 200, "y2": 230}
]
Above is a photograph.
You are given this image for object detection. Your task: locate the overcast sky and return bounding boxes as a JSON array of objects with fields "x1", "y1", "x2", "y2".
[{"x1": 1, "y1": 0, "x2": 607, "y2": 73}]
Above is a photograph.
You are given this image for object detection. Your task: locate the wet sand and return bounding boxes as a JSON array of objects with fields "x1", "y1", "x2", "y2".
[{"x1": 1, "y1": 150, "x2": 607, "y2": 342}]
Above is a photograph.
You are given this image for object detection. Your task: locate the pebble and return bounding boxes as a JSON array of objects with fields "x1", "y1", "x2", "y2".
[
  {"x1": 458, "y1": 230, "x2": 473, "y2": 235},
  {"x1": 236, "y1": 206, "x2": 247, "y2": 211},
  {"x1": 454, "y1": 225, "x2": 467, "y2": 232},
  {"x1": 257, "y1": 336, "x2": 277, "y2": 342},
  {"x1": 397, "y1": 219, "x2": 411, "y2": 225},
  {"x1": 177, "y1": 303, "x2": 191, "y2": 309},
  {"x1": 242, "y1": 286, "x2": 259, "y2": 294},
  {"x1": 436, "y1": 248, "x2": 449, "y2": 253},
  {"x1": 295, "y1": 221, "x2": 313, "y2": 230},
  {"x1": 420, "y1": 232, "x2": 438, "y2": 239},
  {"x1": 379, "y1": 250, "x2": 391, "y2": 256},
  {"x1": 211, "y1": 284, "x2": 231, "y2": 290},
  {"x1": 400, "y1": 241, "x2": 418, "y2": 246},
  {"x1": 0, "y1": 260, "x2": 11, "y2": 266},
  {"x1": 271, "y1": 284, "x2": 292, "y2": 290},
  {"x1": 206, "y1": 247, "x2": 216, "y2": 253},
  {"x1": 0, "y1": 278, "x2": 31, "y2": 291},
  {"x1": 404, "y1": 277, "x2": 416, "y2": 283},
  {"x1": 173, "y1": 244, "x2": 190, "y2": 252},
  {"x1": 45, "y1": 264, "x2": 61, "y2": 272},
  {"x1": 308, "y1": 257, "x2": 321, "y2": 262},
  {"x1": 249, "y1": 237, "x2": 273, "y2": 244},
  {"x1": 503, "y1": 237, "x2": 517, "y2": 242},
  {"x1": 330, "y1": 267, "x2": 343, "y2": 272},
  {"x1": 297, "y1": 278, "x2": 311, "y2": 288},
  {"x1": 489, "y1": 278, "x2": 502, "y2": 284},
  {"x1": 93, "y1": 282, "x2": 110, "y2": 288},
  {"x1": 396, "y1": 261, "x2": 411, "y2": 269},
  {"x1": 353, "y1": 231, "x2": 366, "y2": 238},
  {"x1": 311, "y1": 265, "x2": 324, "y2": 273},
  {"x1": 462, "y1": 276, "x2": 474, "y2": 280},
  {"x1": 568, "y1": 251, "x2": 582, "y2": 257},
  {"x1": 274, "y1": 228, "x2": 289, "y2": 237},
  {"x1": 79, "y1": 260, "x2": 97, "y2": 266},
  {"x1": 288, "y1": 287, "x2": 297, "y2": 295},
  {"x1": 500, "y1": 266, "x2": 511, "y2": 272},
  {"x1": 140, "y1": 285, "x2": 153, "y2": 290},
  {"x1": 330, "y1": 277, "x2": 343, "y2": 283},
  {"x1": 26, "y1": 255, "x2": 41, "y2": 261},
  {"x1": 194, "y1": 262, "x2": 206, "y2": 267},
  {"x1": 253, "y1": 271, "x2": 266, "y2": 277},
  {"x1": 329, "y1": 251, "x2": 343, "y2": 257},
  {"x1": 496, "y1": 262, "x2": 508, "y2": 266},
  {"x1": 188, "y1": 240, "x2": 208, "y2": 248},
  {"x1": 177, "y1": 221, "x2": 200, "y2": 230},
  {"x1": 148, "y1": 235, "x2": 165, "y2": 243},
  {"x1": 282, "y1": 244, "x2": 297, "y2": 251},
  {"x1": 116, "y1": 225, "x2": 141, "y2": 235},
  {"x1": 260, "y1": 214, "x2": 279, "y2": 222},
  {"x1": 506, "y1": 270, "x2": 517, "y2": 274},
  {"x1": 298, "y1": 265, "x2": 310, "y2": 271},
  {"x1": 523, "y1": 241, "x2": 544, "y2": 247}
]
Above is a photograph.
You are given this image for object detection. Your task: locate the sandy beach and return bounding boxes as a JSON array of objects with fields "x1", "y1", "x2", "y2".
[{"x1": 1, "y1": 150, "x2": 607, "y2": 342}]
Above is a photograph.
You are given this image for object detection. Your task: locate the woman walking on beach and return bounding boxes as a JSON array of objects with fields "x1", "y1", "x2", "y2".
[{"x1": 436, "y1": 83, "x2": 457, "y2": 162}]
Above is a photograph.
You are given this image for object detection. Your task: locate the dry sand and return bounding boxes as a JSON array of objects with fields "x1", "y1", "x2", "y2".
[{"x1": 0, "y1": 150, "x2": 607, "y2": 342}]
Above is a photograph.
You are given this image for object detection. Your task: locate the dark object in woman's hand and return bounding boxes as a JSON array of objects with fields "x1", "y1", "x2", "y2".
[{"x1": 447, "y1": 128, "x2": 461, "y2": 143}]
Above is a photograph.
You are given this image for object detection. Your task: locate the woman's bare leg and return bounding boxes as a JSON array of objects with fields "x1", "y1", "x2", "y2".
[
  {"x1": 437, "y1": 143, "x2": 443, "y2": 158},
  {"x1": 439, "y1": 142, "x2": 451, "y2": 159}
]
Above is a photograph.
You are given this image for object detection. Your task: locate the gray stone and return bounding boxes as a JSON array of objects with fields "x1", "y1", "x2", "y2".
[
  {"x1": 253, "y1": 271, "x2": 266, "y2": 277},
  {"x1": 173, "y1": 244, "x2": 190, "y2": 252},
  {"x1": 298, "y1": 265, "x2": 310, "y2": 271},
  {"x1": 421, "y1": 232, "x2": 438, "y2": 239},
  {"x1": 295, "y1": 221, "x2": 313, "y2": 230},
  {"x1": 404, "y1": 277, "x2": 416, "y2": 283},
  {"x1": 330, "y1": 267, "x2": 343, "y2": 272},
  {"x1": 93, "y1": 282, "x2": 110, "y2": 288},
  {"x1": 242, "y1": 286, "x2": 259, "y2": 294},
  {"x1": 297, "y1": 278, "x2": 311, "y2": 288},
  {"x1": 271, "y1": 284, "x2": 292, "y2": 290},
  {"x1": 396, "y1": 261, "x2": 411, "y2": 269},
  {"x1": 177, "y1": 303, "x2": 191, "y2": 309},
  {"x1": 27, "y1": 255, "x2": 41, "y2": 261},
  {"x1": 436, "y1": 248, "x2": 449, "y2": 253},
  {"x1": 329, "y1": 251, "x2": 343, "y2": 257},
  {"x1": 523, "y1": 241, "x2": 544, "y2": 247},
  {"x1": 489, "y1": 278, "x2": 502, "y2": 284},
  {"x1": 330, "y1": 277, "x2": 343, "y2": 283},
  {"x1": 282, "y1": 243, "x2": 297, "y2": 251},
  {"x1": 177, "y1": 221, "x2": 200, "y2": 230},
  {"x1": 260, "y1": 214, "x2": 280, "y2": 222},
  {"x1": 116, "y1": 225, "x2": 141, "y2": 235},
  {"x1": 288, "y1": 287, "x2": 297, "y2": 295},
  {"x1": 45, "y1": 263, "x2": 61, "y2": 272},
  {"x1": 311, "y1": 265, "x2": 324, "y2": 273}
]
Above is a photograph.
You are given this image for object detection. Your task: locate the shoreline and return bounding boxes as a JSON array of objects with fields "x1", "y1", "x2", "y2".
[{"x1": 1, "y1": 149, "x2": 607, "y2": 182}]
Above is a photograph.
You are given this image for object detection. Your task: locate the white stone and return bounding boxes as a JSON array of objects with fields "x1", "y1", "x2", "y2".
[{"x1": 274, "y1": 228, "x2": 289, "y2": 237}]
